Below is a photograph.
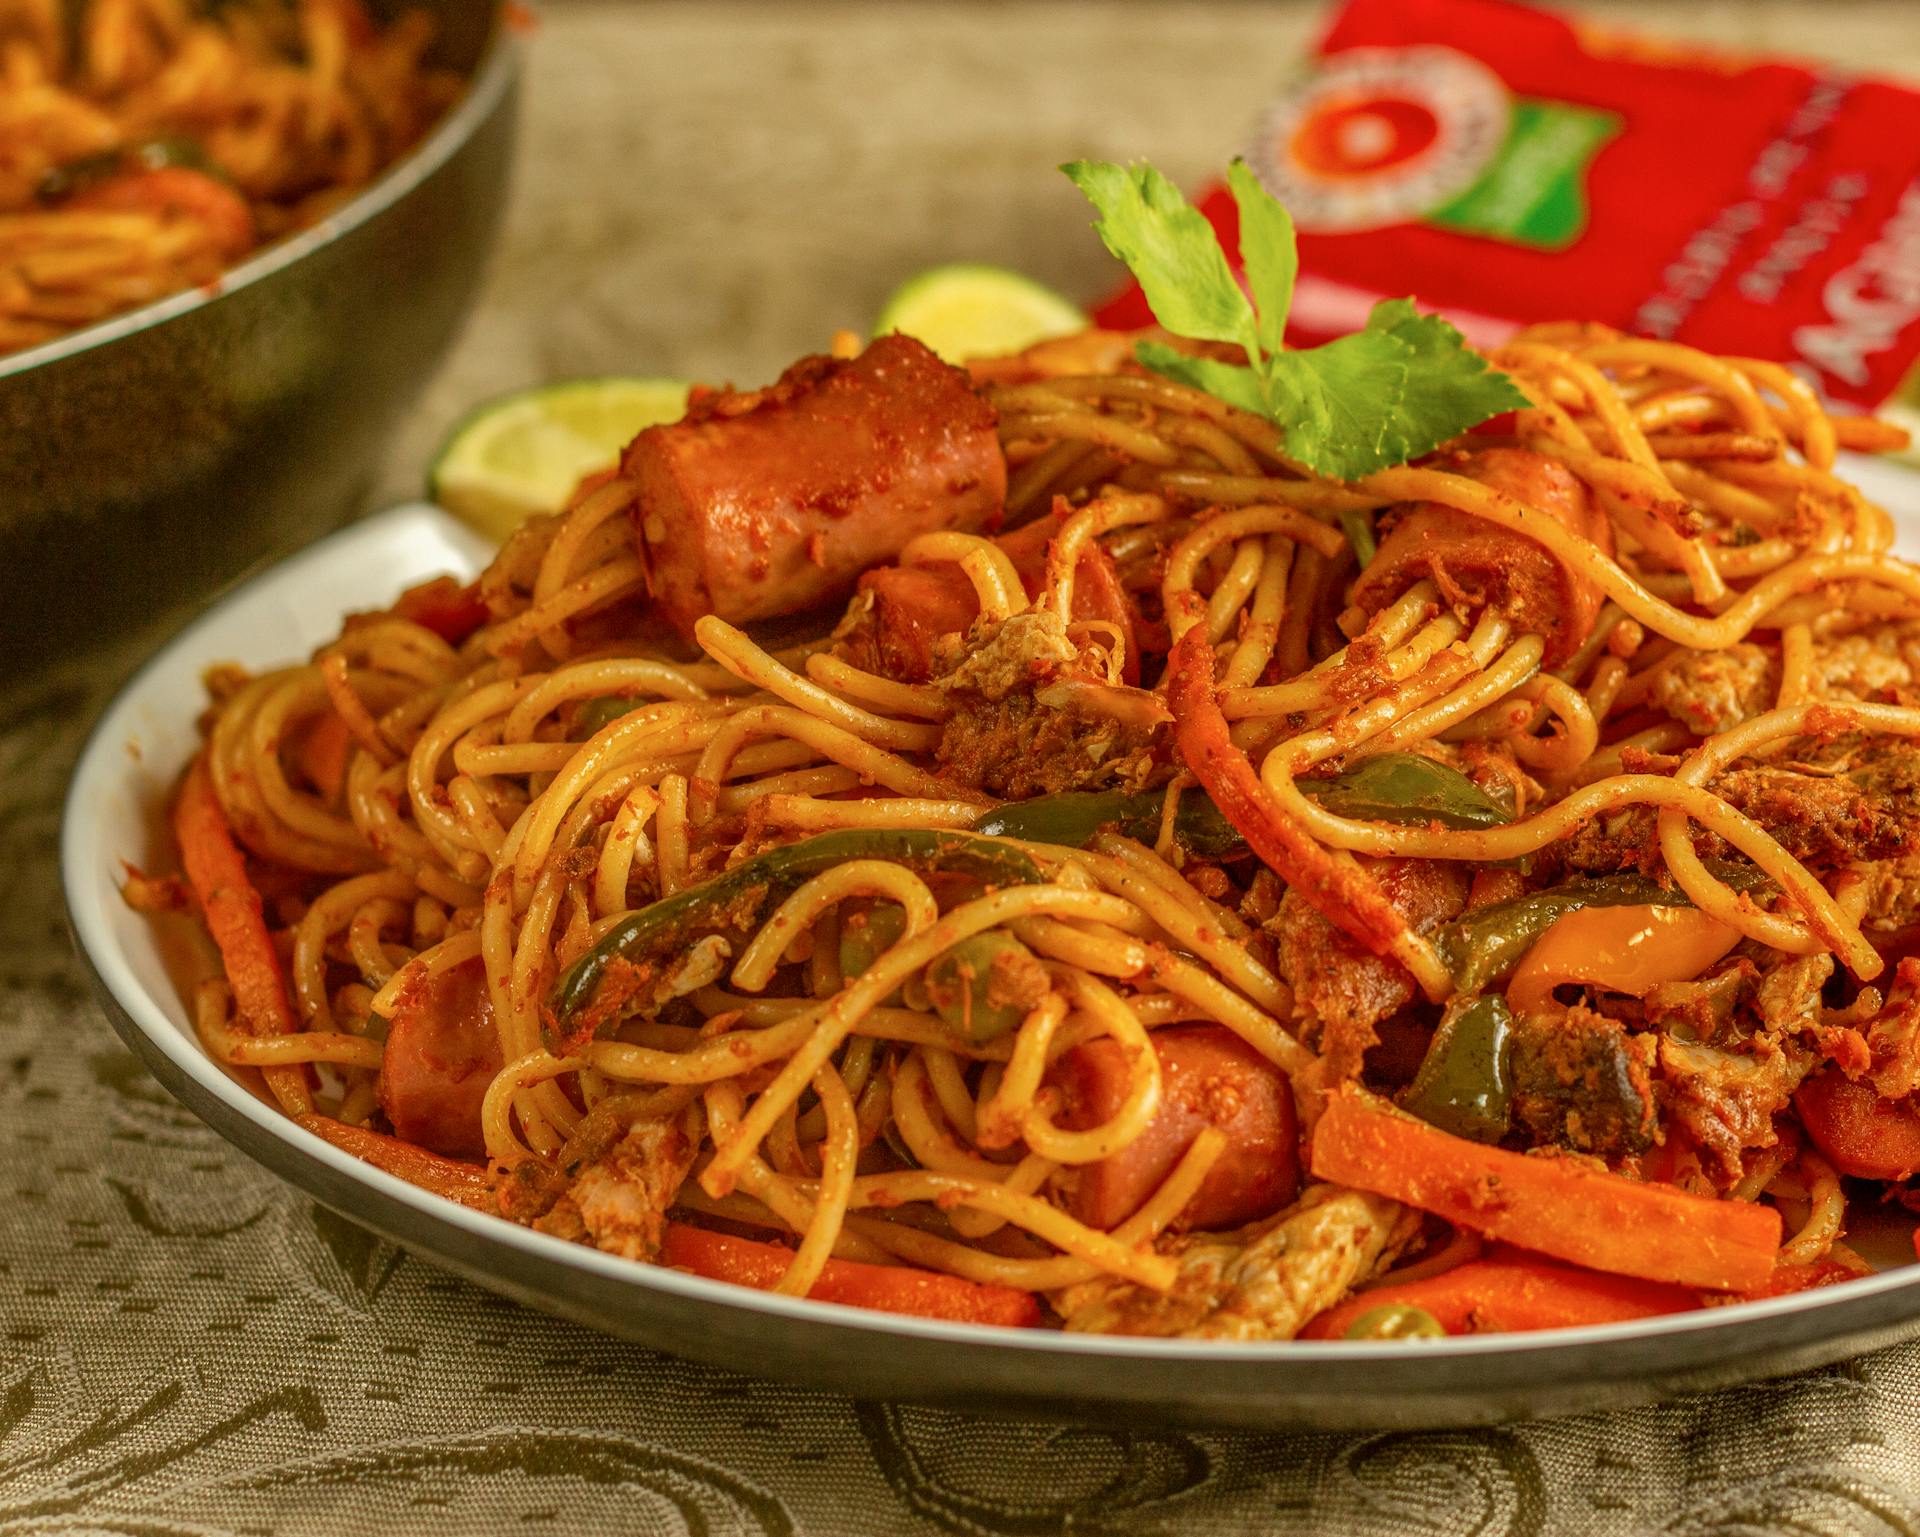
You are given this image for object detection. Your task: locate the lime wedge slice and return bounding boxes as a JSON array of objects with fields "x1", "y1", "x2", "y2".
[
  {"x1": 875, "y1": 264, "x2": 1087, "y2": 365},
  {"x1": 429, "y1": 376, "x2": 692, "y2": 540}
]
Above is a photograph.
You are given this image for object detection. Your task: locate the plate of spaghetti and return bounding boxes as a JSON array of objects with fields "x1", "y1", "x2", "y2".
[{"x1": 61, "y1": 161, "x2": 1920, "y2": 1427}]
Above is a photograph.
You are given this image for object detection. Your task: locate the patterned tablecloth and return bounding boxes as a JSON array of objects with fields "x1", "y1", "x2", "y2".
[{"x1": 15, "y1": 3, "x2": 1920, "y2": 1531}]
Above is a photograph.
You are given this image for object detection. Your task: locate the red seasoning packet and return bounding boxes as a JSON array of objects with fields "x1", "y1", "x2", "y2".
[{"x1": 1094, "y1": 0, "x2": 1920, "y2": 432}]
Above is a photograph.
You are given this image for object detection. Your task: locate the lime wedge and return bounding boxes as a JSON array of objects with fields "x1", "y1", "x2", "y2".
[
  {"x1": 429, "y1": 376, "x2": 692, "y2": 540},
  {"x1": 875, "y1": 264, "x2": 1087, "y2": 365}
]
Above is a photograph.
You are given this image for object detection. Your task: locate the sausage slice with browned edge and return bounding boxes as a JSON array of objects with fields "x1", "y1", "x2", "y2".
[
  {"x1": 1350, "y1": 446, "x2": 1613, "y2": 666},
  {"x1": 378, "y1": 955, "x2": 503, "y2": 1159},
  {"x1": 623, "y1": 333, "x2": 1007, "y2": 638},
  {"x1": 1049, "y1": 1025, "x2": 1299, "y2": 1232}
]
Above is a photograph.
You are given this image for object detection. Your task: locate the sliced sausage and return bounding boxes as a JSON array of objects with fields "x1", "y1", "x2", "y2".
[
  {"x1": 1049, "y1": 1025, "x2": 1298, "y2": 1232},
  {"x1": 379, "y1": 955, "x2": 503, "y2": 1159},
  {"x1": 1350, "y1": 446, "x2": 1612, "y2": 665},
  {"x1": 846, "y1": 502, "x2": 1138, "y2": 682},
  {"x1": 624, "y1": 333, "x2": 1005, "y2": 637}
]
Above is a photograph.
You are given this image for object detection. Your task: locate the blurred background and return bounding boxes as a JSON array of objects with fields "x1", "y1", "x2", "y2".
[{"x1": 377, "y1": 0, "x2": 1920, "y2": 503}]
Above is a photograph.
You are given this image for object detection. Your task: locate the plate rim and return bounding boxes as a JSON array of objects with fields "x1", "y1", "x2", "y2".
[{"x1": 57, "y1": 491, "x2": 1920, "y2": 1416}]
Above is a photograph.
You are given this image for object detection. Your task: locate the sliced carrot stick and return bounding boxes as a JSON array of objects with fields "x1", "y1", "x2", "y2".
[
  {"x1": 659, "y1": 1223, "x2": 1043, "y2": 1327},
  {"x1": 1166, "y1": 616, "x2": 1412, "y2": 961},
  {"x1": 291, "y1": 711, "x2": 352, "y2": 802},
  {"x1": 173, "y1": 755, "x2": 310, "y2": 1115},
  {"x1": 1300, "y1": 1245, "x2": 1701, "y2": 1338},
  {"x1": 296, "y1": 1114, "x2": 496, "y2": 1211},
  {"x1": 1309, "y1": 1085, "x2": 1782, "y2": 1292}
]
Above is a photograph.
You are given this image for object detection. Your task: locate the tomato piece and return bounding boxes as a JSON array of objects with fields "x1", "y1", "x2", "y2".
[
  {"x1": 1796, "y1": 1069, "x2": 1920, "y2": 1180},
  {"x1": 378, "y1": 955, "x2": 503, "y2": 1158},
  {"x1": 1050, "y1": 1025, "x2": 1298, "y2": 1231}
]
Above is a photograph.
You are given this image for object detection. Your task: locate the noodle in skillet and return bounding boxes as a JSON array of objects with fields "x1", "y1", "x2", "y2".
[
  {"x1": 138, "y1": 315, "x2": 1920, "y2": 1339},
  {"x1": 0, "y1": 0, "x2": 461, "y2": 353}
]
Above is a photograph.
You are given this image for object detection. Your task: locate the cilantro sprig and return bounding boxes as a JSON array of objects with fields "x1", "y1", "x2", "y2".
[{"x1": 1062, "y1": 159, "x2": 1528, "y2": 481}]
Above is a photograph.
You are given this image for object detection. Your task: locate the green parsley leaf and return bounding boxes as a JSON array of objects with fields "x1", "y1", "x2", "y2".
[
  {"x1": 1226, "y1": 158, "x2": 1295, "y2": 359},
  {"x1": 1133, "y1": 341, "x2": 1270, "y2": 419},
  {"x1": 1063, "y1": 159, "x2": 1528, "y2": 482},
  {"x1": 1268, "y1": 300, "x2": 1530, "y2": 479},
  {"x1": 1061, "y1": 160, "x2": 1257, "y2": 355}
]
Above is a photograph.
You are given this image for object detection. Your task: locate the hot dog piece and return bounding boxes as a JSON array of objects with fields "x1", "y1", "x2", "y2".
[
  {"x1": 847, "y1": 503, "x2": 1139, "y2": 682},
  {"x1": 378, "y1": 955, "x2": 502, "y2": 1159},
  {"x1": 1050, "y1": 1025, "x2": 1298, "y2": 1231},
  {"x1": 1350, "y1": 447, "x2": 1612, "y2": 665},
  {"x1": 624, "y1": 333, "x2": 1006, "y2": 637}
]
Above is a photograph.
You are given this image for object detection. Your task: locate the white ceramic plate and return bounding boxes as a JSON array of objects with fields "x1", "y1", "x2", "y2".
[{"x1": 60, "y1": 477, "x2": 1920, "y2": 1429}]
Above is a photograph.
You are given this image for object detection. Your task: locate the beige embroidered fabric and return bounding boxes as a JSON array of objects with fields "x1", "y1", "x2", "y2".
[{"x1": 17, "y1": 3, "x2": 1920, "y2": 1530}]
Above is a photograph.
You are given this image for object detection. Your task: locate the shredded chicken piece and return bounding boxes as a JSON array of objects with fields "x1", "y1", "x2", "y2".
[
  {"x1": 1656, "y1": 1036, "x2": 1809, "y2": 1184},
  {"x1": 933, "y1": 610, "x2": 1167, "y2": 798},
  {"x1": 1645, "y1": 622, "x2": 1920, "y2": 738},
  {"x1": 531, "y1": 1115, "x2": 698, "y2": 1262},
  {"x1": 1861, "y1": 958, "x2": 1920, "y2": 1102},
  {"x1": 1269, "y1": 857, "x2": 1467, "y2": 1082},
  {"x1": 1049, "y1": 1187, "x2": 1415, "y2": 1340},
  {"x1": 1649, "y1": 644, "x2": 1776, "y2": 735}
]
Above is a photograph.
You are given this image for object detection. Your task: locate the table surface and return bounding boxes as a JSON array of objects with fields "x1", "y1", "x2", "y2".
[{"x1": 15, "y1": 2, "x2": 1920, "y2": 1532}]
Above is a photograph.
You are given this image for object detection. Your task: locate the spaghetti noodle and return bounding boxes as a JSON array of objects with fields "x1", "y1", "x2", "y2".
[{"x1": 136, "y1": 316, "x2": 1920, "y2": 1340}]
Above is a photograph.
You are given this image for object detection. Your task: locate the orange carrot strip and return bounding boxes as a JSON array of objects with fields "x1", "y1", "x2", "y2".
[
  {"x1": 292, "y1": 712, "x2": 352, "y2": 802},
  {"x1": 173, "y1": 755, "x2": 311, "y2": 1115},
  {"x1": 1166, "y1": 613, "x2": 1412, "y2": 961},
  {"x1": 296, "y1": 1115, "x2": 496, "y2": 1211},
  {"x1": 659, "y1": 1223, "x2": 1043, "y2": 1327},
  {"x1": 1300, "y1": 1244, "x2": 1700, "y2": 1338},
  {"x1": 1309, "y1": 1085, "x2": 1782, "y2": 1292}
]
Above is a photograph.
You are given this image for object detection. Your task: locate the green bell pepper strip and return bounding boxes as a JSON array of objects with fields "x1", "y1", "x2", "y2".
[
  {"x1": 970, "y1": 754, "x2": 1507, "y2": 855},
  {"x1": 1435, "y1": 862, "x2": 1769, "y2": 995},
  {"x1": 971, "y1": 788, "x2": 1242, "y2": 857},
  {"x1": 1398, "y1": 994, "x2": 1514, "y2": 1145},
  {"x1": 547, "y1": 828, "x2": 1045, "y2": 1052},
  {"x1": 1299, "y1": 753, "x2": 1510, "y2": 831}
]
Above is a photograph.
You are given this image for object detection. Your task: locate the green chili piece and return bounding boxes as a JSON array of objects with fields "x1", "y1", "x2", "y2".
[
  {"x1": 923, "y1": 933, "x2": 1041, "y2": 1045},
  {"x1": 1399, "y1": 994, "x2": 1514, "y2": 1144},
  {"x1": 971, "y1": 788, "x2": 1242, "y2": 857},
  {"x1": 971, "y1": 754, "x2": 1502, "y2": 858},
  {"x1": 1297, "y1": 753, "x2": 1511, "y2": 831},
  {"x1": 1434, "y1": 861, "x2": 1768, "y2": 994},
  {"x1": 1344, "y1": 1303, "x2": 1446, "y2": 1341},
  {"x1": 548, "y1": 829, "x2": 1045, "y2": 1048}
]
